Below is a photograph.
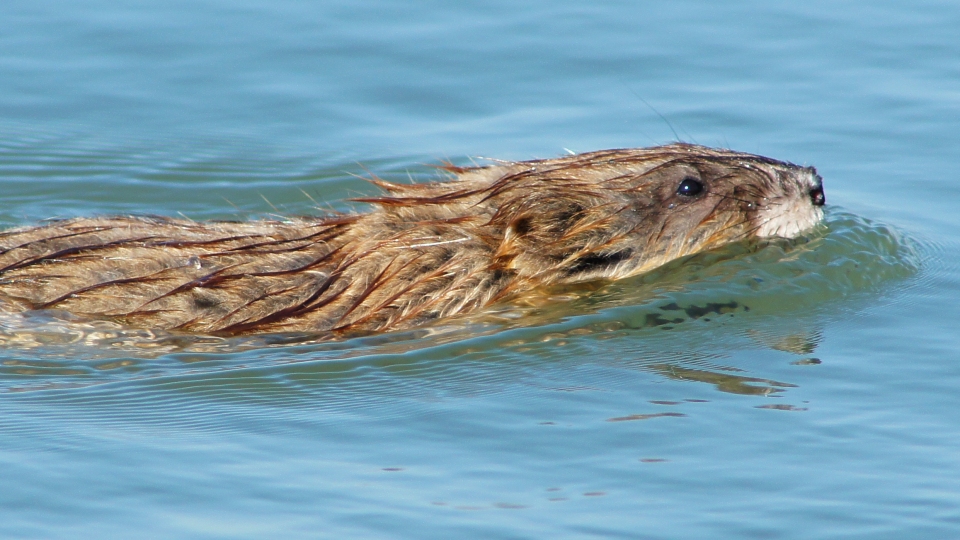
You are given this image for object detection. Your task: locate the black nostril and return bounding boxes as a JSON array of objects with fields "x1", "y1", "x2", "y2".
[{"x1": 809, "y1": 186, "x2": 825, "y2": 207}]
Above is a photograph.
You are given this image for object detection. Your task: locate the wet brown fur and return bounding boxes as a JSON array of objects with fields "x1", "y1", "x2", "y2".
[{"x1": 0, "y1": 143, "x2": 822, "y2": 335}]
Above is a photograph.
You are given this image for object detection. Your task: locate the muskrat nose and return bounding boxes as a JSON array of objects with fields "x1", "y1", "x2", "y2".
[{"x1": 809, "y1": 185, "x2": 825, "y2": 206}]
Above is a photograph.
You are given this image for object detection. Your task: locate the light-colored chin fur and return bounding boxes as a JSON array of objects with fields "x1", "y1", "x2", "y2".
[
  {"x1": 754, "y1": 170, "x2": 824, "y2": 238},
  {"x1": 756, "y1": 202, "x2": 823, "y2": 238}
]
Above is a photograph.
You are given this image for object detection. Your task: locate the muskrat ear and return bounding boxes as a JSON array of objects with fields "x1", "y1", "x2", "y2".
[
  {"x1": 491, "y1": 193, "x2": 592, "y2": 264},
  {"x1": 505, "y1": 198, "x2": 586, "y2": 240},
  {"x1": 510, "y1": 216, "x2": 534, "y2": 236}
]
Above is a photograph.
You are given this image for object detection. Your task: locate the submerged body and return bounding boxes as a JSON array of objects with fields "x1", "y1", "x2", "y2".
[{"x1": 0, "y1": 144, "x2": 825, "y2": 335}]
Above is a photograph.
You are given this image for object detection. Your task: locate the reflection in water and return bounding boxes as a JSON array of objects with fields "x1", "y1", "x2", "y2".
[
  {"x1": 0, "y1": 298, "x2": 826, "y2": 402},
  {"x1": 648, "y1": 364, "x2": 797, "y2": 396},
  {"x1": 756, "y1": 404, "x2": 809, "y2": 411},
  {"x1": 748, "y1": 329, "x2": 821, "y2": 354},
  {"x1": 607, "y1": 412, "x2": 687, "y2": 422}
]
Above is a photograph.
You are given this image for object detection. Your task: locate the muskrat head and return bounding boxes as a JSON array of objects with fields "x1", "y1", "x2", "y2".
[{"x1": 463, "y1": 143, "x2": 825, "y2": 284}]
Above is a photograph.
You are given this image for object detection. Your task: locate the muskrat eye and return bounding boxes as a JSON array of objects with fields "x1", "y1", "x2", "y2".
[{"x1": 676, "y1": 178, "x2": 704, "y2": 197}]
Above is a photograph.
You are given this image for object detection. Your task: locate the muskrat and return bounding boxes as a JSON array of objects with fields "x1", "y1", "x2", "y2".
[{"x1": 0, "y1": 143, "x2": 825, "y2": 335}]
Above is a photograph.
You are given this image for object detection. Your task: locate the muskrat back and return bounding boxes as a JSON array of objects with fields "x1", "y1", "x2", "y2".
[{"x1": 0, "y1": 143, "x2": 825, "y2": 335}]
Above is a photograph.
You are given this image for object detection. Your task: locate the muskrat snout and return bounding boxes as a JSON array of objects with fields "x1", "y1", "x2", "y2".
[{"x1": 809, "y1": 185, "x2": 826, "y2": 207}]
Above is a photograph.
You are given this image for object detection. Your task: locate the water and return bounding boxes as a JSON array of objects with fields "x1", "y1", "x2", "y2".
[{"x1": 1, "y1": 0, "x2": 958, "y2": 537}]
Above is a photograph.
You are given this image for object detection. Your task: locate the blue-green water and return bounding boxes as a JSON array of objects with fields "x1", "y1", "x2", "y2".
[{"x1": 1, "y1": 1, "x2": 958, "y2": 538}]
